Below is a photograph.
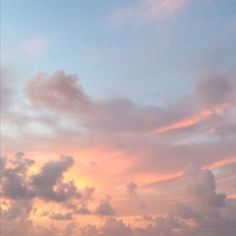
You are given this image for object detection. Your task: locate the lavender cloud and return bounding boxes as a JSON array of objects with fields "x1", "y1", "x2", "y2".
[{"x1": 26, "y1": 71, "x2": 93, "y2": 113}]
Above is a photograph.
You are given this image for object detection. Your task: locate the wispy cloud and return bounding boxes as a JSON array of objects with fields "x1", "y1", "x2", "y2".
[
  {"x1": 21, "y1": 37, "x2": 49, "y2": 59},
  {"x1": 109, "y1": 0, "x2": 187, "y2": 25}
]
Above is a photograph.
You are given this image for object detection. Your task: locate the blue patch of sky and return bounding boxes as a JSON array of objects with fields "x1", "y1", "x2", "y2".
[{"x1": 1, "y1": 0, "x2": 236, "y2": 106}]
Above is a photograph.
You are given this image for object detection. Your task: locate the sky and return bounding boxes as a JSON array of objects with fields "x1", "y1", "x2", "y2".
[{"x1": 1, "y1": 0, "x2": 236, "y2": 235}]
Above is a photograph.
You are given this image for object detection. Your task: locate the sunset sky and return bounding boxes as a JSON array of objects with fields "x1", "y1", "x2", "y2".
[{"x1": 1, "y1": 0, "x2": 236, "y2": 235}]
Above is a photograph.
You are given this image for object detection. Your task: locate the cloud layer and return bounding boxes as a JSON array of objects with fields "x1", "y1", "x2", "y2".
[
  {"x1": 1, "y1": 156, "x2": 236, "y2": 236},
  {"x1": 1, "y1": 69, "x2": 236, "y2": 236}
]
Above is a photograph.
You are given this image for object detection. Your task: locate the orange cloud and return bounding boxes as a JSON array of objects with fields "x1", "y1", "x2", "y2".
[
  {"x1": 204, "y1": 156, "x2": 236, "y2": 170},
  {"x1": 143, "y1": 105, "x2": 228, "y2": 137}
]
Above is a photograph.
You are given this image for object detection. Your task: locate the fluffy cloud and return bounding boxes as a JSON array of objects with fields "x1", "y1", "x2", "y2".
[
  {"x1": 0, "y1": 69, "x2": 233, "y2": 190},
  {"x1": 2, "y1": 69, "x2": 236, "y2": 235},
  {"x1": 25, "y1": 71, "x2": 236, "y2": 139},
  {"x1": 100, "y1": 218, "x2": 132, "y2": 236},
  {"x1": 95, "y1": 200, "x2": 116, "y2": 216},
  {"x1": 1, "y1": 200, "x2": 32, "y2": 221},
  {"x1": 31, "y1": 155, "x2": 81, "y2": 202},
  {"x1": 183, "y1": 165, "x2": 226, "y2": 207},
  {"x1": 26, "y1": 71, "x2": 92, "y2": 113},
  {"x1": 14, "y1": 70, "x2": 234, "y2": 178},
  {"x1": 0, "y1": 153, "x2": 98, "y2": 223},
  {"x1": 1, "y1": 153, "x2": 35, "y2": 199},
  {"x1": 1, "y1": 154, "x2": 81, "y2": 202}
]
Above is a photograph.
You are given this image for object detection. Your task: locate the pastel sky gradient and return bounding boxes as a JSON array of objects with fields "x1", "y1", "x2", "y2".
[{"x1": 1, "y1": 1, "x2": 236, "y2": 235}]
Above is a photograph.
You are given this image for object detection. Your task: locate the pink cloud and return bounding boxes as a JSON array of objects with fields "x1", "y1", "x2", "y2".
[
  {"x1": 26, "y1": 71, "x2": 93, "y2": 113},
  {"x1": 110, "y1": 0, "x2": 187, "y2": 25}
]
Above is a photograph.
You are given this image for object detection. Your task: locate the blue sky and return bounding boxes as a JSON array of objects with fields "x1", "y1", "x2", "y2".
[
  {"x1": 2, "y1": 0, "x2": 235, "y2": 105},
  {"x1": 1, "y1": 1, "x2": 236, "y2": 235}
]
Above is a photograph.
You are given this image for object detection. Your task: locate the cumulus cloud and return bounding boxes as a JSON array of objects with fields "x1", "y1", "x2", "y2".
[
  {"x1": 183, "y1": 165, "x2": 226, "y2": 207},
  {"x1": 26, "y1": 70, "x2": 92, "y2": 113},
  {"x1": 2, "y1": 195, "x2": 236, "y2": 236},
  {"x1": 31, "y1": 155, "x2": 81, "y2": 202},
  {"x1": 95, "y1": 200, "x2": 115, "y2": 216},
  {"x1": 100, "y1": 218, "x2": 132, "y2": 236},
  {"x1": 79, "y1": 187, "x2": 95, "y2": 206},
  {"x1": 1, "y1": 200, "x2": 33, "y2": 221},
  {"x1": 0, "y1": 153, "x2": 97, "y2": 222},
  {"x1": 74, "y1": 207, "x2": 91, "y2": 215},
  {"x1": 18, "y1": 70, "x2": 236, "y2": 184},
  {"x1": 2, "y1": 68, "x2": 236, "y2": 235},
  {"x1": 1, "y1": 153, "x2": 35, "y2": 199},
  {"x1": 24, "y1": 70, "x2": 236, "y2": 142},
  {"x1": 1, "y1": 154, "x2": 82, "y2": 203},
  {"x1": 127, "y1": 182, "x2": 138, "y2": 196},
  {"x1": 23, "y1": 70, "x2": 236, "y2": 146}
]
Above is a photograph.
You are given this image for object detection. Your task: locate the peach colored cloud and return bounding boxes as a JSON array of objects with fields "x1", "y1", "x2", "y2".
[
  {"x1": 143, "y1": 104, "x2": 229, "y2": 137},
  {"x1": 205, "y1": 156, "x2": 236, "y2": 170}
]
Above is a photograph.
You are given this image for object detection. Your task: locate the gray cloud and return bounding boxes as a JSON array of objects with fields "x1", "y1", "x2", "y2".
[
  {"x1": 1, "y1": 153, "x2": 35, "y2": 199},
  {"x1": 2, "y1": 202, "x2": 236, "y2": 236},
  {"x1": 183, "y1": 165, "x2": 226, "y2": 207},
  {"x1": 0, "y1": 64, "x2": 15, "y2": 113},
  {"x1": 31, "y1": 155, "x2": 81, "y2": 202},
  {"x1": 26, "y1": 70, "x2": 93, "y2": 113},
  {"x1": 127, "y1": 182, "x2": 138, "y2": 196},
  {"x1": 95, "y1": 200, "x2": 115, "y2": 216},
  {"x1": 195, "y1": 74, "x2": 233, "y2": 107},
  {"x1": 74, "y1": 207, "x2": 91, "y2": 215},
  {"x1": 0, "y1": 154, "x2": 95, "y2": 207},
  {"x1": 49, "y1": 212, "x2": 73, "y2": 221},
  {"x1": 1, "y1": 200, "x2": 32, "y2": 221}
]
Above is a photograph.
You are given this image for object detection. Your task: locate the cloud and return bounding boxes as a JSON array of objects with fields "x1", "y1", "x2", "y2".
[
  {"x1": 183, "y1": 165, "x2": 226, "y2": 207},
  {"x1": 74, "y1": 207, "x2": 91, "y2": 215},
  {"x1": 79, "y1": 187, "x2": 95, "y2": 206},
  {"x1": 100, "y1": 218, "x2": 132, "y2": 236},
  {"x1": 26, "y1": 70, "x2": 92, "y2": 113},
  {"x1": 195, "y1": 74, "x2": 233, "y2": 108},
  {"x1": 1, "y1": 200, "x2": 32, "y2": 221},
  {"x1": 0, "y1": 64, "x2": 16, "y2": 113},
  {"x1": 95, "y1": 200, "x2": 115, "y2": 216},
  {"x1": 49, "y1": 212, "x2": 73, "y2": 221},
  {"x1": 2, "y1": 69, "x2": 236, "y2": 232},
  {"x1": 24, "y1": 70, "x2": 235, "y2": 141},
  {"x1": 0, "y1": 154, "x2": 92, "y2": 206},
  {"x1": 127, "y1": 182, "x2": 138, "y2": 196},
  {"x1": 110, "y1": 0, "x2": 187, "y2": 25},
  {"x1": 2, "y1": 188, "x2": 236, "y2": 236},
  {"x1": 31, "y1": 155, "x2": 81, "y2": 202},
  {"x1": 18, "y1": 70, "x2": 235, "y2": 183},
  {"x1": 1, "y1": 153, "x2": 35, "y2": 199},
  {"x1": 1, "y1": 69, "x2": 233, "y2": 191}
]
